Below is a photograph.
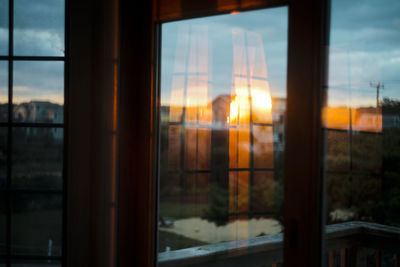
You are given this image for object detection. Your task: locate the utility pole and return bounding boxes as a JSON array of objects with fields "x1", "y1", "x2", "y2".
[
  {"x1": 370, "y1": 81, "x2": 384, "y2": 108},
  {"x1": 370, "y1": 81, "x2": 384, "y2": 130}
]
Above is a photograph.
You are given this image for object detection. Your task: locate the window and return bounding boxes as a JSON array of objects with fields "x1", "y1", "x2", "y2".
[
  {"x1": 157, "y1": 7, "x2": 288, "y2": 257},
  {"x1": 0, "y1": 0, "x2": 66, "y2": 266},
  {"x1": 323, "y1": 0, "x2": 400, "y2": 264},
  {"x1": 118, "y1": 0, "x2": 400, "y2": 266}
]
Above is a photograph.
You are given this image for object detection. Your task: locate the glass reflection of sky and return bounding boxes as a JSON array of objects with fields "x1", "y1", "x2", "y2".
[
  {"x1": 328, "y1": 0, "x2": 400, "y2": 108},
  {"x1": 161, "y1": 7, "x2": 288, "y2": 106},
  {"x1": 159, "y1": 7, "x2": 288, "y2": 250}
]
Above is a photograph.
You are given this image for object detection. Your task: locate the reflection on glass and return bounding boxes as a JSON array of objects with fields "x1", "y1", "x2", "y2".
[
  {"x1": 0, "y1": 128, "x2": 6, "y2": 189},
  {"x1": 158, "y1": 7, "x2": 288, "y2": 256},
  {"x1": 12, "y1": 127, "x2": 63, "y2": 190},
  {"x1": 253, "y1": 171, "x2": 276, "y2": 213},
  {"x1": 324, "y1": 0, "x2": 400, "y2": 265},
  {"x1": 14, "y1": 0, "x2": 65, "y2": 56},
  {"x1": 11, "y1": 193, "x2": 62, "y2": 256},
  {"x1": 13, "y1": 61, "x2": 64, "y2": 123},
  {"x1": 0, "y1": 0, "x2": 8, "y2": 55},
  {"x1": 0, "y1": 61, "x2": 8, "y2": 122}
]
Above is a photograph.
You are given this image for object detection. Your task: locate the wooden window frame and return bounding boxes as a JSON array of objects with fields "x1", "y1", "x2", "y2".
[{"x1": 117, "y1": 0, "x2": 330, "y2": 266}]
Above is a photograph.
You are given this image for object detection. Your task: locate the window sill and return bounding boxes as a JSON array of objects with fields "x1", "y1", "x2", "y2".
[{"x1": 159, "y1": 221, "x2": 400, "y2": 266}]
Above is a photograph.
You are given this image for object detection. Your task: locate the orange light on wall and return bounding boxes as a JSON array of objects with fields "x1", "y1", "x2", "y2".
[
  {"x1": 322, "y1": 106, "x2": 382, "y2": 132},
  {"x1": 227, "y1": 88, "x2": 272, "y2": 124}
]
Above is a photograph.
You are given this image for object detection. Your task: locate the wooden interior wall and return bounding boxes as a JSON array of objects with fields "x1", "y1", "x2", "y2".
[
  {"x1": 283, "y1": 0, "x2": 328, "y2": 266},
  {"x1": 68, "y1": 0, "x2": 119, "y2": 266},
  {"x1": 118, "y1": 0, "x2": 155, "y2": 266}
]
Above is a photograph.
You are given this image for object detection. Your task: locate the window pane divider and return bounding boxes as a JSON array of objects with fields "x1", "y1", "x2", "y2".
[
  {"x1": 0, "y1": 56, "x2": 65, "y2": 61},
  {"x1": 283, "y1": 0, "x2": 330, "y2": 266},
  {"x1": 0, "y1": 123, "x2": 64, "y2": 128}
]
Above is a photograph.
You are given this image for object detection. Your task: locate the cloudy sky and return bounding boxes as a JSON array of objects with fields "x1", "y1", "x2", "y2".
[
  {"x1": 328, "y1": 0, "x2": 400, "y2": 107},
  {"x1": 0, "y1": 0, "x2": 64, "y2": 105},
  {"x1": 0, "y1": 0, "x2": 399, "y2": 109},
  {"x1": 161, "y1": 0, "x2": 400, "y2": 109}
]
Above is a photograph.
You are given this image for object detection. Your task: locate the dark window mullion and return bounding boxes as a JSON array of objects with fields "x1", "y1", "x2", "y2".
[
  {"x1": 0, "y1": 189, "x2": 63, "y2": 194},
  {"x1": 0, "y1": 56, "x2": 65, "y2": 61},
  {"x1": 6, "y1": 254, "x2": 62, "y2": 261},
  {"x1": 0, "y1": 123, "x2": 64, "y2": 128}
]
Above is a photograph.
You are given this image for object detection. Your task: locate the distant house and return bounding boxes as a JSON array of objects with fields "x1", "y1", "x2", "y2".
[
  {"x1": 13, "y1": 101, "x2": 64, "y2": 141},
  {"x1": 14, "y1": 101, "x2": 63, "y2": 124}
]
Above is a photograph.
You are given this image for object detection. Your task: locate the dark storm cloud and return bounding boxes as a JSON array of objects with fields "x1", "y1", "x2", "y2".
[
  {"x1": 0, "y1": 0, "x2": 8, "y2": 54},
  {"x1": 14, "y1": 0, "x2": 64, "y2": 31},
  {"x1": 0, "y1": 0, "x2": 65, "y2": 56},
  {"x1": 0, "y1": 0, "x2": 7, "y2": 28},
  {"x1": 0, "y1": 0, "x2": 64, "y2": 32},
  {"x1": 13, "y1": 0, "x2": 65, "y2": 56}
]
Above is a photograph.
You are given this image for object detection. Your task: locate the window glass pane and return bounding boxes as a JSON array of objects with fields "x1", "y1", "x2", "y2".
[
  {"x1": 11, "y1": 193, "x2": 62, "y2": 256},
  {"x1": 325, "y1": 130, "x2": 350, "y2": 172},
  {"x1": 12, "y1": 127, "x2": 63, "y2": 190},
  {"x1": 0, "y1": 127, "x2": 7, "y2": 189},
  {"x1": 0, "y1": 61, "x2": 7, "y2": 122},
  {"x1": 324, "y1": 0, "x2": 400, "y2": 264},
  {"x1": 0, "y1": 0, "x2": 8, "y2": 55},
  {"x1": 352, "y1": 132, "x2": 382, "y2": 174},
  {"x1": 13, "y1": 61, "x2": 63, "y2": 124},
  {"x1": 13, "y1": 0, "x2": 64, "y2": 56},
  {"x1": 158, "y1": 7, "x2": 288, "y2": 263}
]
